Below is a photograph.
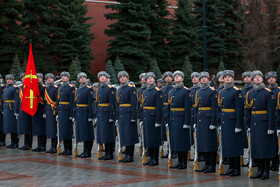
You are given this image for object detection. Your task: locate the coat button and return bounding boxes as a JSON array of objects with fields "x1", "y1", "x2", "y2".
[
  {"x1": 199, "y1": 120, "x2": 201, "y2": 122},
  {"x1": 254, "y1": 123, "x2": 256, "y2": 125}
]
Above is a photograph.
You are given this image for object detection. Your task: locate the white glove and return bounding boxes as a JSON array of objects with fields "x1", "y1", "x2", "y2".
[
  {"x1": 14, "y1": 113, "x2": 19, "y2": 120},
  {"x1": 131, "y1": 119, "x2": 136, "y2": 123},
  {"x1": 42, "y1": 114, "x2": 46, "y2": 118},
  {"x1": 93, "y1": 118, "x2": 97, "y2": 127},
  {"x1": 235, "y1": 128, "x2": 242, "y2": 133},
  {"x1": 267, "y1": 130, "x2": 274, "y2": 135},
  {"x1": 69, "y1": 117, "x2": 72, "y2": 120},
  {"x1": 109, "y1": 119, "x2": 114, "y2": 123},
  {"x1": 193, "y1": 124, "x2": 197, "y2": 130},
  {"x1": 56, "y1": 115, "x2": 59, "y2": 121},
  {"x1": 165, "y1": 123, "x2": 169, "y2": 128},
  {"x1": 247, "y1": 128, "x2": 250, "y2": 133},
  {"x1": 183, "y1": 124, "x2": 190, "y2": 129},
  {"x1": 72, "y1": 118, "x2": 75, "y2": 122},
  {"x1": 155, "y1": 123, "x2": 161, "y2": 128},
  {"x1": 88, "y1": 118, "x2": 93, "y2": 122},
  {"x1": 209, "y1": 125, "x2": 216, "y2": 130},
  {"x1": 277, "y1": 130, "x2": 280, "y2": 137},
  {"x1": 140, "y1": 121, "x2": 143, "y2": 128},
  {"x1": 115, "y1": 120, "x2": 119, "y2": 127}
]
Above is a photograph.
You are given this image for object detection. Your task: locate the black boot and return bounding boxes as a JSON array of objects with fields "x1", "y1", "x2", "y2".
[
  {"x1": 149, "y1": 147, "x2": 159, "y2": 166},
  {"x1": 171, "y1": 152, "x2": 182, "y2": 169},
  {"x1": 123, "y1": 145, "x2": 134, "y2": 163},
  {"x1": 221, "y1": 158, "x2": 234, "y2": 176},
  {"x1": 37, "y1": 135, "x2": 46, "y2": 152},
  {"x1": 270, "y1": 156, "x2": 279, "y2": 171},
  {"x1": 47, "y1": 137, "x2": 57, "y2": 154},
  {"x1": 81, "y1": 141, "x2": 93, "y2": 158},
  {"x1": 196, "y1": 152, "x2": 209, "y2": 172},
  {"x1": 204, "y1": 152, "x2": 216, "y2": 173},
  {"x1": 261, "y1": 159, "x2": 270, "y2": 180},
  {"x1": 230, "y1": 157, "x2": 241, "y2": 177},
  {"x1": 119, "y1": 146, "x2": 128, "y2": 162},
  {"x1": 19, "y1": 134, "x2": 31, "y2": 150},
  {"x1": 103, "y1": 142, "x2": 113, "y2": 160},
  {"x1": 9, "y1": 133, "x2": 18, "y2": 149},
  {"x1": 144, "y1": 148, "x2": 153, "y2": 165},
  {"x1": 179, "y1": 152, "x2": 187, "y2": 169},
  {"x1": 250, "y1": 159, "x2": 263, "y2": 179},
  {"x1": 0, "y1": 132, "x2": 6, "y2": 146},
  {"x1": 223, "y1": 158, "x2": 229, "y2": 165},
  {"x1": 65, "y1": 139, "x2": 72, "y2": 156},
  {"x1": 41, "y1": 135, "x2": 47, "y2": 151}
]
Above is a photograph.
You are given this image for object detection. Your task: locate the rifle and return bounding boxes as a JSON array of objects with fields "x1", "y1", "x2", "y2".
[
  {"x1": 193, "y1": 126, "x2": 199, "y2": 170},
  {"x1": 57, "y1": 121, "x2": 62, "y2": 154},
  {"x1": 278, "y1": 138, "x2": 280, "y2": 180},
  {"x1": 138, "y1": 119, "x2": 143, "y2": 156},
  {"x1": 218, "y1": 127, "x2": 223, "y2": 174},
  {"x1": 167, "y1": 124, "x2": 172, "y2": 168},
  {"x1": 160, "y1": 144, "x2": 164, "y2": 158},
  {"x1": 141, "y1": 123, "x2": 147, "y2": 164},
  {"x1": 117, "y1": 126, "x2": 123, "y2": 161},
  {"x1": 73, "y1": 120, "x2": 78, "y2": 157},
  {"x1": 97, "y1": 144, "x2": 102, "y2": 159},
  {"x1": 248, "y1": 129, "x2": 253, "y2": 177}
]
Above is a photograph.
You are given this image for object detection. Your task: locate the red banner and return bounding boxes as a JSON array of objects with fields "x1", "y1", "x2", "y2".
[{"x1": 21, "y1": 43, "x2": 41, "y2": 116}]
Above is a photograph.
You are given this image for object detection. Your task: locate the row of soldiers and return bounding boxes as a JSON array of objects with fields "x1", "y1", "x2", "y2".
[{"x1": 0, "y1": 69, "x2": 279, "y2": 180}]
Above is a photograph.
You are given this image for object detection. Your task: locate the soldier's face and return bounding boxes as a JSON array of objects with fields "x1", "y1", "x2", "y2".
[
  {"x1": 6, "y1": 78, "x2": 13, "y2": 84},
  {"x1": 164, "y1": 75, "x2": 173, "y2": 83},
  {"x1": 79, "y1": 76, "x2": 87, "y2": 84},
  {"x1": 99, "y1": 75, "x2": 107, "y2": 83},
  {"x1": 46, "y1": 77, "x2": 54, "y2": 84},
  {"x1": 267, "y1": 77, "x2": 277, "y2": 85},
  {"x1": 157, "y1": 82, "x2": 163, "y2": 87},
  {"x1": 119, "y1": 75, "x2": 128, "y2": 84},
  {"x1": 107, "y1": 78, "x2": 110, "y2": 82},
  {"x1": 218, "y1": 76, "x2": 224, "y2": 83},
  {"x1": 146, "y1": 76, "x2": 155, "y2": 85},
  {"x1": 61, "y1": 75, "x2": 69, "y2": 82},
  {"x1": 253, "y1": 75, "x2": 263, "y2": 84},
  {"x1": 21, "y1": 77, "x2": 25, "y2": 82},
  {"x1": 141, "y1": 77, "x2": 146, "y2": 84},
  {"x1": 200, "y1": 77, "x2": 209, "y2": 85},
  {"x1": 192, "y1": 76, "x2": 199, "y2": 84},
  {"x1": 174, "y1": 75, "x2": 183, "y2": 83},
  {"x1": 38, "y1": 77, "x2": 43, "y2": 83},
  {"x1": 224, "y1": 75, "x2": 234, "y2": 84},
  {"x1": 243, "y1": 76, "x2": 251, "y2": 83}
]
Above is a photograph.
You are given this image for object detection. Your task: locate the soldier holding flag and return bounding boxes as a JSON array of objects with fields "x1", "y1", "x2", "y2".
[
  {"x1": 32, "y1": 73, "x2": 46, "y2": 152},
  {"x1": 45, "y1": 73, "x2": 59, "y2": 154},
  {"x1": 16, "y1": 73, "x2": 32, "y2": 150}
]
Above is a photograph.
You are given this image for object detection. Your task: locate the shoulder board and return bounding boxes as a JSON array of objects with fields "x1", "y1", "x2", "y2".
[
  {"x1": 155, "y1": 87, "x2": 160, "y2": 91},
  {"x1": 184, "y1": 86, "x2": 188, "y2": 90},
  {"x1": 128, "y1": 83, "x2": 135, "y2": 87},
  {"x1": 0, "y1": 84, "x2": 3, "y2": 86},
  {"x1": 69, "y1": 84, "x2": 73, "y2": 87},
  {"x1": 233, "y1": 86, "x2": 239, "y2": 90},
  {"x1": 209, "y1": 87, "x2": 215, "y2": 90},
  {"x1": 108, "y1": 84, "x2": 112, "y2": 88},
  {"x1": 172, "y1": 85, "x2": 175, "y2": 87},
  {"x1": 265, "y1": 88, "x2": 271, "y2": 92},
  {"x1": 87, "y1": 86, "x2": 91, "y2": 88},
  {"x1": 42, "y1": 84, "x2": 46, "y2": 87},
  {"x1": 54, "y1": 85, "x2": 58, "y2": 88},
  {"x1": 13, "y1": 85, "x2": 17, "y2": 87}
]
